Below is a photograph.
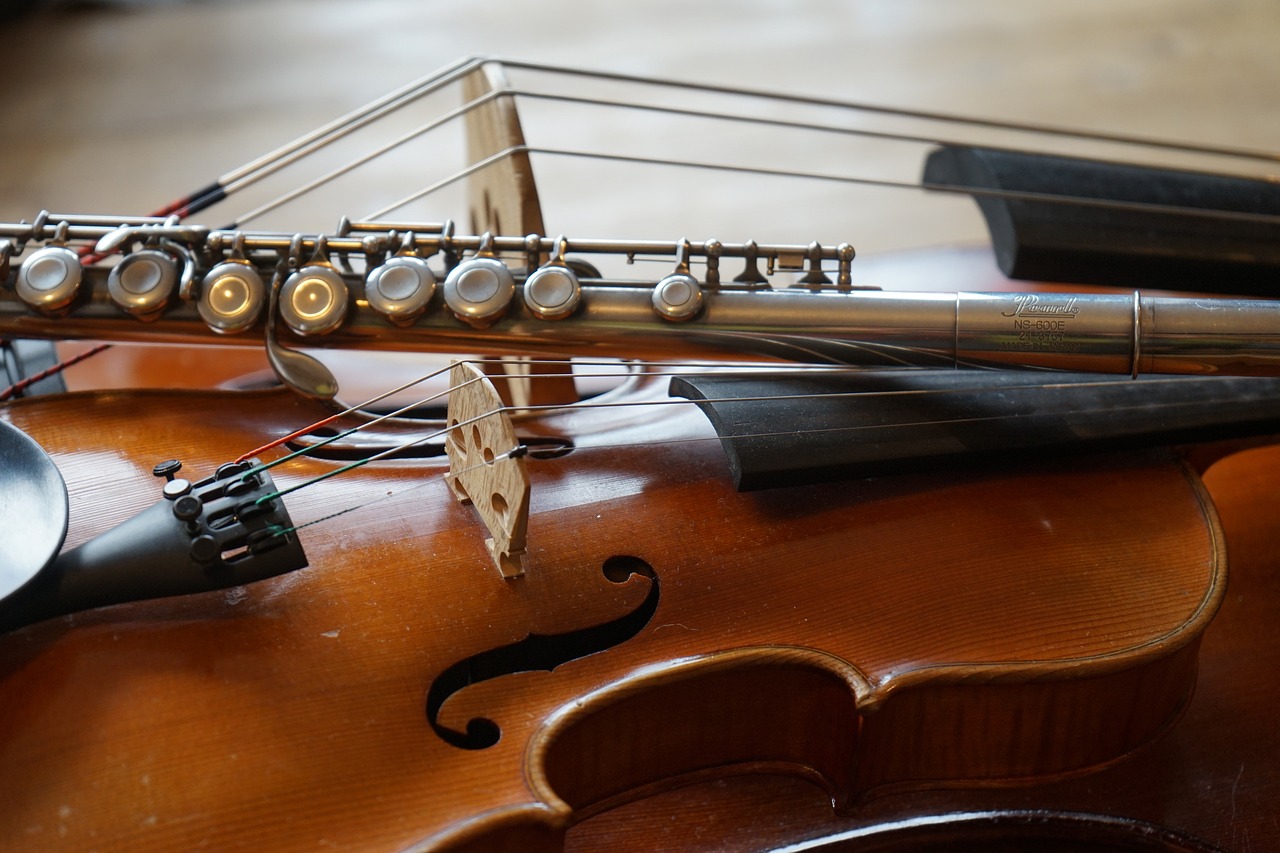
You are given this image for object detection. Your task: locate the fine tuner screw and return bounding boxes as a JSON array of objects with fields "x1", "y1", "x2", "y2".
[
  {"x1": 152, "y1": 460, "x2": 183, "y2": 481},
  {"x1": 153, "y1": 459, "x2": 193, "y2": 500}
]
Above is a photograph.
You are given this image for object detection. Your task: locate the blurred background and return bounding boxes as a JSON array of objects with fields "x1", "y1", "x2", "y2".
[{"x1": 1, "y1": 0, "x2": 1277, "y2": 276}]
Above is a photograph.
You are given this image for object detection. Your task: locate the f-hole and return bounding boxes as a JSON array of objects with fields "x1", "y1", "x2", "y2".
[{"x1": 426, "y1": 556, "x2": 659, "y2": 749}]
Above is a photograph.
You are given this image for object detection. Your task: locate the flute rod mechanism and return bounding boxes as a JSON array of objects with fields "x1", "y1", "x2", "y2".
[{"x1": 3, "y1": 261, "x2": 1279, "y2": 378}]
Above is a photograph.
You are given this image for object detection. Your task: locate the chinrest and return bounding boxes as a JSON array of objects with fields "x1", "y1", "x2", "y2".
[{"x1": 0, "y1": 417, "x2": 68, "y2": 599}]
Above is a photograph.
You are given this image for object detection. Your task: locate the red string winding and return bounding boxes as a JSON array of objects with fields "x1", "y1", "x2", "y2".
[{"x1": 0, "y1": 343, "x2": 113, "y2": 402}]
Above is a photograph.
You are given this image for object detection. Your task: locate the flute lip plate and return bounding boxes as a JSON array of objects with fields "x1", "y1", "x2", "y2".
[{"x1": 0, "y1": 418, "x2": 68, "y2": 600}]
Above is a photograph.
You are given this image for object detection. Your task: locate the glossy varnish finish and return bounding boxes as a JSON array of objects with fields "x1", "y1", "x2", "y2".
[
  {"x1": 565, "y1": 445, "x2": 1280, "y2": 852},
  {"x1": 0, "y1": 378, "x2": 1225, "y2": 851}
]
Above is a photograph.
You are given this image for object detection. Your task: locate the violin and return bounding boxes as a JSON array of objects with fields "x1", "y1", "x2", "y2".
[{"x1": 2, "y1": 59, "x2": 1280, "y2": 852}]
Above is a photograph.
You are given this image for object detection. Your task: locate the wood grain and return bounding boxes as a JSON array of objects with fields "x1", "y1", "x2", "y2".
[
  {"x1": 566, "y1": 444, "x2": 1280, "y2": 852},
  {"x1": 0, "y1": 380, "x2": 1225, "y2": 851}
]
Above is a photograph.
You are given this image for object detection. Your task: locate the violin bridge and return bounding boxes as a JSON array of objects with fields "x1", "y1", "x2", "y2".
[{"x1": 444, "y1": 361, "x2": 530, "y2": 579}]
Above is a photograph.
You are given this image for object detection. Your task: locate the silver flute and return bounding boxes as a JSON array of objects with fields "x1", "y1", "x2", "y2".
[{"x1": 1, "y1": 214, "x2": 1278, "y2": 378}]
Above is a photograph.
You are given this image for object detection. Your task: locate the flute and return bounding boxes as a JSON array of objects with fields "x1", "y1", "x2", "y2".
[{"x1": 2, "y1": 214, "x2": 1277, "y2": 378}]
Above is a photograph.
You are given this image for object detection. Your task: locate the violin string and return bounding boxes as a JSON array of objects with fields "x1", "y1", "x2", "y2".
[
  {"x1": 268, "y1": 445, "x2": 527, "y2": 538},
  {"x1": 566, "y1": 391, "x2": 1247, "y2": 448},
  {"x1": 218, "y1": 58, "x2": 484, "y2": 198},
  {"x1": 367, "y1": 144, "x2": 1280, "y2": 227},
  {"x1": 134, "y1": 57, "x2": 487, "y2": 225},
  {"x1": 273, "y1": 364, "x2": 1216, "y2": 459},
  {"x1": 251, "y1": 401, "x2": 507, "y2": 506},
  {"x1": 248, "y1": 368, "x2": 1217, "y2": 507},
  {"x1": 234, "y1": 356, "x2": 906, "y2": 467},
  {"x1": 68, "y1": 60, "x2": 486, "y2": 268},
  {"x1": 240, "y1": 370, "x2": 487, "y2": 477},
  {"x1": 160, "y1": 57, "x2": 1278, "y2": 235},
  {"x1": 236, "y1": 85, "x2": 1280, "y2": 231},
  {"x1": 234, "y1": 358, "x2": 468, "y2": 463},
  {"x1": 0, "y1": 343, "x2": 112, "y2": 403},
  {"x1": 264, "y1": 382, "x2": 1258, "y2": 542},
  {"x1": 235, "y1": 357, "x2": 869, "y2": 466},
  {"x1": 497, "y1": 58, "x2": 1280, "y2": 165},
  {"x1": 152, "y1": 55, "x2": 1279, "y2": 233},
  {"x1": 238, "y1": 353, "x2": 1167, "y2": 471},
  {"x1": 230, "y1": 87, "x2": 506, "y2": 228}
]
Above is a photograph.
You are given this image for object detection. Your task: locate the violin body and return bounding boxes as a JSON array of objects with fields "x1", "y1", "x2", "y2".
[
  {"x1": 0, "y1": 378, "x2": 1237, "y2": 851},
  {"x1": 568, "y1": 443, "x2": 1280, "y2": 853}
]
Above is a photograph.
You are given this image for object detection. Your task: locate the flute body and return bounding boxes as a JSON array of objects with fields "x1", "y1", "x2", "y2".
[{"x1": 2, "y1": 218, "x2": 1278, "y2": 377}]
